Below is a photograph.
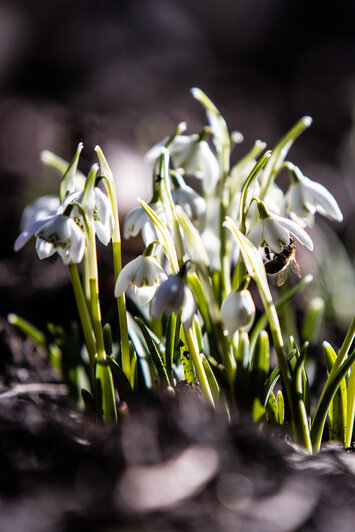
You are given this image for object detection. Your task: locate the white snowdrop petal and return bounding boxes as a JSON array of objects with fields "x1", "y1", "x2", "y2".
[
  {"x1": 199, "y1": 141, "x2": 220, "y2": 194},
  {"x1": 264, "y1": 218, "x2": 290, "y2": 253},
  {"x1": 123, "y1": 206, "x2": 147, "y2": 239},
  {"x1": 36, "y1": 215, "x2": 85, "y2": 264},
  {"x1": 221, "y1": 290, "x2": 255, "y2": 339},
  {"x1": 303, "y1": 177, "x2": 343, "y2": 222},
  {"x1": 59, "y1": 190, "x2": 82, "y2": 213},
  {"x1": 181, "y1": 287, "x2": 196, "y2": 330},
  {"x1": 288, "y1": 209, "x2": 314, "y2": 229},
  {"x1": 201, "y1": 229, "x2": 221, "y2": 271},
  {"x1": 95, "y1": 189, "x2": 113, "y2": 225},
  {"x1": 114, "y1": 257, "x2": 143, "y2": 297},
  {"x1": 20, "y1": 195, "x2": 60, "y2": 230},
  {"x1": 171, "y1": 136, "x2": 195, "y2": 168},
  {"x1": 142, "y1": 221, "x2": 158, "y2": 245},
  {"x1": 247, "y1": 221, "x2": 264, "y2": 249},
  {"x1": 144, "y1": 137, "x2": 168, "y2": 162},
  {"x1": 151, "y1": 275, "x2": 185, "y2": 319},
  {"x1": 136, "y1": 257, "x2": 167, "y2": 286},
  {"x1": 134, "y1": 284, "x2": 157, "y2": 306},
  {"x1": 35, "y1": 239, "x2": 56, "y2": 260},
  {"x1": 172, "y1": 187, "x2": 207, "y2": 231},
  {"x1": 273, "y1": 213, "x2": 313, "y2": 250},
  {"x1": 68, "y1": 220, "x2": 86, "y2": 263},
  {"x1": 14, "y1": 216, "x2": 54, "y2": 251},
  {"x1": 287, "y1": 182, "x2": 305, "y2": 216}
]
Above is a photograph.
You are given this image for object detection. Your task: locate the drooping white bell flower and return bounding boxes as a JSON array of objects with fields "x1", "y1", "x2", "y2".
[
  {"x1": 19, "y1": 195, "x2": 60, "y2": 231},
  {"x1": 60, "y1": 188, "x2": 114, "y2": 246},
  {"x1": 14, "y1": 213, "x2": 86, "y2": 264},
  {"x1": 247, "y1": 199, "x2": 313, "y2": 253},
  {"x1": 146, "y1": 134, "x2": 220, "y2": 194},
  {"x1": 123, "y1": 201, "x2": 167, "y2": 245},
  {"x1": 114, "y1": 255, "x2": 167, "y2": 306},
  {"x1": 172, "y1": 185, "x2": 206, "y2": 232},
  {"x1": 150, "y1": 273, "x2": 196, "y2": 329},
  {"x1": 286, "y1": 165, "x2": 343, "y2": 228},
  {"x1": 221, "y1": 289, "x2": 256, "y2": 339},
  {"x1": 244, "y1": 180, "x2": 285, "y2": 233}
]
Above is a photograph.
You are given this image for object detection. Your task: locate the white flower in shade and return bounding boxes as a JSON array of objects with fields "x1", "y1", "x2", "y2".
[
  {"x1": 60, "y1": 188, "x2": 114, "y2": 245},
  {"x1": 286, "y1": 166, "x2": 343, "y2": 227},
  {"x1": 247, "y1": 200, "x2": 313, "y2": 253},
  {"x1": 221, "y1": 289, "x2": 256, "y2": 339},
  {"x1": 201, "y1": 228, "x2": 221, "y2": 271},
  {"x1": 123, "y1": 201, "x2": 166, "y2": 245},
  {"x1": 114, "y1": 255, "x2": 167, "y2": 306},
  {"x1": 172, "y1": 185, "x2": 206, "y2": 231},
  {"x1": 20, "y1": 195, "x2": 60, "y2": 230},
  {"x1": 151, "y1": 273, "x2": 196, "y2": 329},
  {"x1": 146, "y1": 134, "x2": 220, "y2": 194},
  {"x1": 14, "y1": 214, "x2": 85, "y2": 264}
]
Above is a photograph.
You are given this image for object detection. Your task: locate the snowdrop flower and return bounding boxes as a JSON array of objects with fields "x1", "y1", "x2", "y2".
[
  {"x1": 244, "y1": 180, "x2": 285, "y2": 233},
  {"x1": 14, "y1": 213, "x2": 85, "y2": 264},
  {"x1": 60, "y1": 188, "x2": 114, "y2": 246},
  {"x1": 146, "y1": 134, "x2": 220, "y2": 194},
  {"x1": 286, "y1": 165, "x2": 343, "y2": 228},
  {"x1": 114, "y1": 255, "x2": 167, "y2": 306},
  {"x1": 201, "y1": 228, "x2": 221, "y2": 271},
  {"x1": 172, "y1": 184, "x2": 206, "y2": 232},
  {"x1": 247, "y1": 199, "x2": 313, "y2": 253},
  {"x1": 19, "y1": 195, "x2": 60, "y2": 230},
  {"x1": 221, "y1": 289, "x2": 256, "y2": 339},
  {"x1": 123, "y1": 201, "x2": 166, "y2": 245},
  {"x1": 151, "y1": 272, "x2": 196, "y2": 329}
]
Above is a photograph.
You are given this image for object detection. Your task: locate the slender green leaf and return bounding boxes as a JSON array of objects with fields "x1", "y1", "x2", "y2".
[
  {"x1": 134, "y1": 317, "x2": 170, "y2": 387},
  {"x1": 96, "y1": 356, "x2": 117, "y2": 422},
  {"x1": 202, "y1": 354, "x2": 220, "y2": 405},
  {"x1": 323, "y1": 343, "x2": 348, "y2": 444}
]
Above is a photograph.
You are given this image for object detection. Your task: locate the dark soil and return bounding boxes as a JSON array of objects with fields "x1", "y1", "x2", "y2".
[{"x1": 1, "y1": 317, "x2": 355, "y2": 532}]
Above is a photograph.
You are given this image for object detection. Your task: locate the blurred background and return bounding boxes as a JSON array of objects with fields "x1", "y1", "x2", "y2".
[{"x1": 1, "y1": 0, "x2": 354, "y2": 337}]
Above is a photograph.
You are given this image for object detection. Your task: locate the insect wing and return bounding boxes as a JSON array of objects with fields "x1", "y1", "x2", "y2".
[
  {"x1": 291, "y1": 258, "x2": 302, "y2": 278},
  {"x1": 276, "y1": 267, "x2": 289, "y2": 286}
]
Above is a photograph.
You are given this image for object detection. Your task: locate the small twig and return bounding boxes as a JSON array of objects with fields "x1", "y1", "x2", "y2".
[{"x1": 0, "y1": 383, "x2": 68, "y2": 400}]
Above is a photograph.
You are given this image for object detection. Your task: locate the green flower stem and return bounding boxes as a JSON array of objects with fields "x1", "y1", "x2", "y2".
[
  {"x1": 87, "y1": 225, "x2": 105, "y2": 358},
  {"x1": 113, "y1": 240, "x2": 131, "y2": 380},
  {"x1": 261, "y1": 290, "x2": 312, "y2": 452},
  {"x1": 159, "y1": 149, "x2": 185, "y2": 266},
  {"x1": 218, "y1": 136, "x2": 233, "y2": 301},
  {"x1": 234, "y1": 152, "x2": 271, "y2": 289},
  {"x1": 95, "y1": 146, "x2": 131, "y2": 382},
  {"x1": 238, "y1": 152, "x2": 272, "y2": 236},
  {"x1": 196, "y1": 265, "x2": 236, "y2": 388},
  {"x1": 82, "y1": 251, "x2": 91, "y2": 303},
  {"x1": 68, "y1": 263, "x2": 97, "y2": 381},
  {"x1": 249, "y1": 274, "x2": 313, "y2": 353},
  {"x1": 224, "y1": 219, "x2": 312, "y2": 451},
  {"x1": 260, "y1": 116, "x2": 312, "y2": 199},
  {"x1": 184, "y1": 326, "x2": 215, "y2": 407},
  {"x1": 165, "y1": 313, "x2": 178, "y2": 379},
  {"x1": 345, "y1": 362, "x2": 355, "y2": 447}
]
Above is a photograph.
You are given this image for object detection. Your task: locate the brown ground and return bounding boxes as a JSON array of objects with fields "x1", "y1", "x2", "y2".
[{"x1": 0, "y1": 317, "x2": 354, "y2": 532}]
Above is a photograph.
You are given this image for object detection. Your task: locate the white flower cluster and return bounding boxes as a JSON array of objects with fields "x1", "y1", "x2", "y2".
[
  {"x1": 15, "y1": 90, "x2": 344, "y2": 339},
  {"x1": 14, "y1": 145, "x2": 114, "y2": 265},
  {"x1": 119, "y1": 91, "x2": 343, "y2": 337}
]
